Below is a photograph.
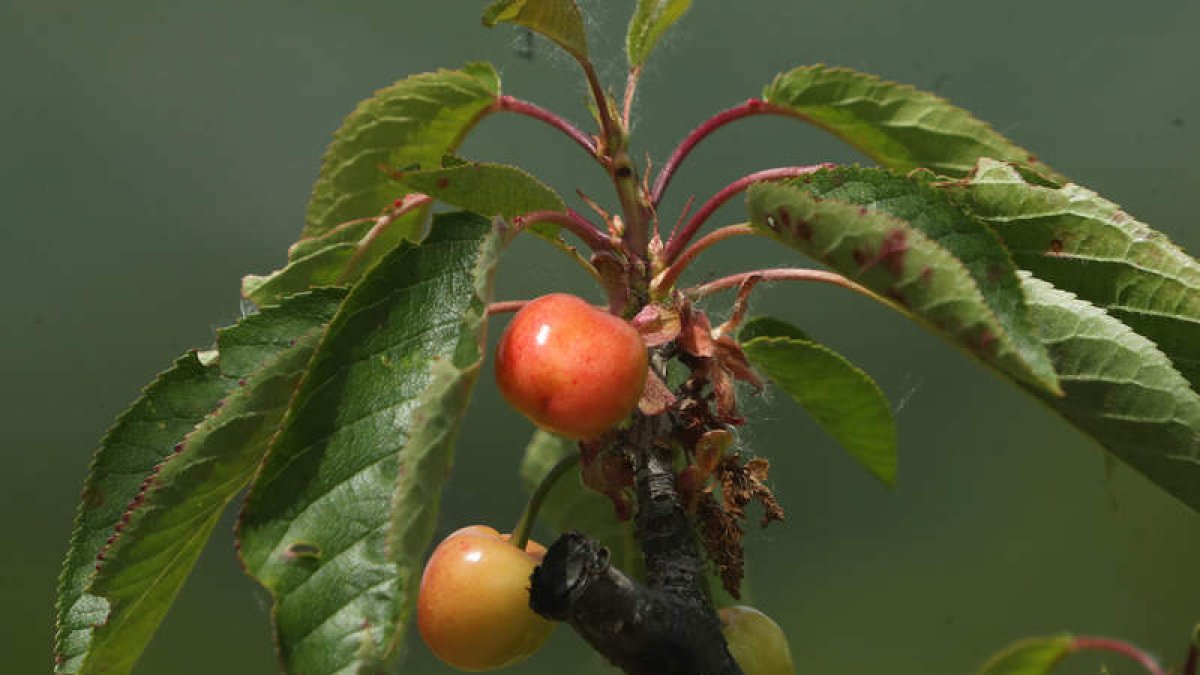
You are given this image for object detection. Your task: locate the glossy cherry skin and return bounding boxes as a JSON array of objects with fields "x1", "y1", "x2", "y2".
[
  {"x1": 417, "y1": 526, "x2": 553, "y2": 671},
  {"x1": 495, "y1": 294, "x2": 648, "y2": 439},
  {"x1": 719, "y1": 605, "x2": 795, "y2": 675}
]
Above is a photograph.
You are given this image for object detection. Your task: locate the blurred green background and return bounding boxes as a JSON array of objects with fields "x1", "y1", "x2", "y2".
[{"x1": 4, "y1": 1, "x2": 1199, "y2": 673}]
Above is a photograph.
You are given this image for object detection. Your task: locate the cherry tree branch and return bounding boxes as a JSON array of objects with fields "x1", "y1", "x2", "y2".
[
  {"x1": 662, "y1": 165, "x2": 831, "y2": 265},
  {"x1": 528, "y1": 413, "x2": 743, "y2": 675}
]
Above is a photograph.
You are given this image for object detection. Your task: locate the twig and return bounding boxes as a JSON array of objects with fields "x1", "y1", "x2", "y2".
[
  {"x1": 652, "y1": 224, "x2": 756, "y2": 295},
  {"x1": 662, "y1": 165, "x2": 830, "y2": 265},
  {"x1": 650, "y1": 98, "x2": 800, "y2": 206}
]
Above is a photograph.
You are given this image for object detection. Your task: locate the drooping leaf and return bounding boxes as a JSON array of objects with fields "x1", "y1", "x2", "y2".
[
  {"x1": 762, "y1": 65, "x2": 1064, "y2": 181},
  {"x1": 54, "y1": 288, "x2": 346, "y2": 675},
  {"x1": 237, "y1": 212, "x2": 505, "y2": 674},
  {"x1": 780, "y1": 166, "x2": 1057, "y2": 394},
  {"x1": 482, "y1": 0, "x2": 589, "y2": 62},
  {"x1": 738, "y1": 318, "x2": 896, "y2": 485},
  {"x1": 626, "y1": 0, "x2": 692, "y2": 68},
  {"x1": 519, "y1": 431, "x2": 638, "y2": 575},
  {"x1": 976, "y1": 635, "x2": 1075, "y2": 675},
  {"x1": 949, "y1": 158, "x2": 1200, "y2": 392},
  {"x1": 746, "y1": 178, "x2": 1061, "y2": 395},
  {"x1": 1019, "y1": 273, "x2": 1200, "y2": 513},
  {"x1": 395, "y1": 160, "x2": 565, "y2": 221},
  {"x1": 83, "y1": 338, "x2": 325, "y2": 673},
  {"x1": 53, "y1": 354, "x2": 234, "y2": 674}
]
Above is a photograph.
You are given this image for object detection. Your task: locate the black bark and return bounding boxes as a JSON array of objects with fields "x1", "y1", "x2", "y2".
[{"x1": 528, "y1": 415, "x2": 743, "y2": 675}]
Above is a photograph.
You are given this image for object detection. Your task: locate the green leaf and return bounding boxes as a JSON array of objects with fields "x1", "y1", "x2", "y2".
[
  {"x1": 949, "y1": 158, "x2": 1200, "y2": 392},
  {"x1": 305, "y1": 63, "x2": 499, "y2": 240},
  {"x1": 762, "y1": 66, "x2": 1064, "y2": 181},
  {"x1": 738, "y1": 319, "x2": 896, "y2": 485},
  {"x1": 626, "y1": 0, "x2": 692, "y2": 68},
  {"x1": 482, "y1": 0, "x2": 589, "y2": 61},
  {"x1": 747, "y1": 175, "x2": 1061, "y2": 396},
  {"x1": 237, "y1": 212, "x2": 505, "y2": 674},
  {"x1": 53, "y1": 353, "x2": 234, "y2": 674},
  {"x1": 243, "y1": 244, "x2": 357, "y2": 307},
  {"x1": 53, "y1": 289, "x2": 346, "y2": 675},
  {"x1": 976, "y1": 635, "x2": 1074, "y2": 675},
  {"x1": 395, "y1": 160, "x2": 565, "y2": 220},
  {"x1": 519, "y1": 431, "x2": 638, "y2": 574},
  {"x1": 246, "y1": 65, "x2": 500, "y2": 307},
  {"x1": 1020, "y1": 273, "x2": 1200, "y2": 513}
]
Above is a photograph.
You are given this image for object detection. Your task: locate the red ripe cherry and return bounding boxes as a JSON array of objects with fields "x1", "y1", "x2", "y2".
[
  {"x1": 417, "y1": 525, "x2": 553, "y2": 671},
  {"x1": 495, "y1": 293, "x2": 649, "y2": 439}
]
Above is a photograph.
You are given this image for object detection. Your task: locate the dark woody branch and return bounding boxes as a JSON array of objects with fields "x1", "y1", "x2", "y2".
[{"x1": 529, "y1": 414, "x2": 743, "y2": 675}]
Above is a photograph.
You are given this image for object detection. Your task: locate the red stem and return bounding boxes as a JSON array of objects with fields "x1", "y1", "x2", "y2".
[
  {"x1": 653, "y1": 224, "x2": 756, "y2": 294},
  {"x1": 1072, "y1": 637, "x2": 1166, "y2": 675},
  {"x1": 487, "y1": 300, "x2": 529, "y2": 315},
  {"x1": 688, "y1": 268, "x2": 883, "y2": 305},
  {"x1": 1183, "y1": 642, "x2": 1198, "y2": 675},
  {"x1": 336, "y1": 194, "x2": 433, "y2": 284},
  {"x1": 514, "y1": 209, "x2": 613, "y2": 253},
  {"x1": 497, "y1": 95, "x2": 598, "y2": 159},
  {"x1": 662, "y1": 165, "x2": 830, "y2": 264},
  {"x1": 582, "y1": 63, "x2": 619, "y2": 153},
  {"x1": 622, "y1": 67, "x2": 642, "y2": 130},
  {"x1": 650, "y1": 98, "x2": 799, "y2": 207}
]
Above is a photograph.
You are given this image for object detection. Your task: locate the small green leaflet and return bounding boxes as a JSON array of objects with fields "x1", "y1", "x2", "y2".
[
  {"x1": 762, "y1": 65, "x2": 1064, "y2": 182},
  {"x1": 746, "y1": 178, "x2": 1061, "y2": 396},
  {"x1": 626, "y1": 0, "x2": 692, "y2": 68},
  {"x1": 949, "y1": 158, "x2": 1200, "y2": 392},
  {"x1": 483, "y1": 0, "x2": 589, "y2": 62},
  {"x1": 237, "y1": 212, "x2": 505, "y2": 674},
  {"x1": 395, "y1": 160, "x2": 565, "y2": 221},
  {"x1": 1019, "y1": 273, "x2": 1200, "y2": 513},
  {"x1": 976, "y1": 635, "x2": 1075, "y2": 675},
  {"x1": 519, "y1": 431, "x2": 639, "y2": 576},
  {"x1": 738, "y1": 317, "x2": 897, "y2": 485},
  {"x1": 53, "y1": 288, "x2": 346, "y2": 675}
]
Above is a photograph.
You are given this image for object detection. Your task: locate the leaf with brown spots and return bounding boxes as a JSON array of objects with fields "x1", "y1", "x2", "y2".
[
  {"x1": 747, "y1": 173, "x2": 1060, "y2": 396},
  {"x1": 949, "y1": 158, "x2": 1200, "y2": 392}
]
